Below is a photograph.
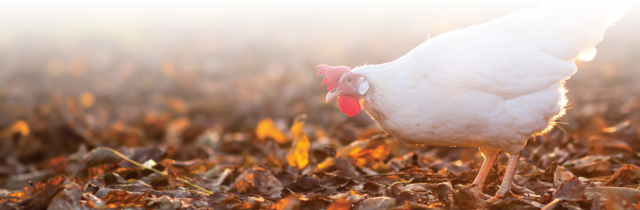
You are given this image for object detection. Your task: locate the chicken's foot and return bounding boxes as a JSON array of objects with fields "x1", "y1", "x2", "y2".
[
  {"x1": 468, "y1": 147, "x2": 499, "y2": 199},
  {"x1": 494, "y1": 151, "x2": 521, "y2": 197}
]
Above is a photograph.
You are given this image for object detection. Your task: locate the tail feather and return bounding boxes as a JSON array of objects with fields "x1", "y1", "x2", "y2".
[
  {"x1": 486, "y1": 0, "x2": 629, "y2": 61},
  {"x1": 541, "y1": 0, "x2": 629, "y2": 29},
  {"x1": 604, "y1": 6, "x2": 629, "y2": 28}
]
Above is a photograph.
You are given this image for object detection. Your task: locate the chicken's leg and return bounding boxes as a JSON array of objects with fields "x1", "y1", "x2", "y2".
[
  {"x1": 495, "y1": 151, "x2": 521, "y2": 197},
  {"x1": 469, "y1": 147, "x2": 500, "y2": 199}
]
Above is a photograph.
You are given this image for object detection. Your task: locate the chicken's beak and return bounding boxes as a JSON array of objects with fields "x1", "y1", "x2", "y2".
[{"x1": 326, "y1": 90, "x2": 341, "y2": 103}]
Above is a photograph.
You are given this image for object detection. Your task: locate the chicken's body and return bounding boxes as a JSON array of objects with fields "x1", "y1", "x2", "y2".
[
  {"x1": 358, "y1": 10, "x2": 578, "y2": 154},
  {"x1": 318, "y1": 1, "x2": 628, "y2": 199}
]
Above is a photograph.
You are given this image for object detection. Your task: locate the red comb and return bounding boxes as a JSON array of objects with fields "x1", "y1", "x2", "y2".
[{"x1": 316, "y1": 65, "x2": 351, "y2": 91}]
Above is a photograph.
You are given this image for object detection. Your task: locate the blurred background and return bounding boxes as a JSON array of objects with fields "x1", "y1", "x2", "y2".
[{"x1": 0, "y1": 0, "x2": 639, "y2": 170}]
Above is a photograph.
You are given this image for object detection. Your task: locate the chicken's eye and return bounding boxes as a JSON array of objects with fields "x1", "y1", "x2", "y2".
[{"x1": 346, "y1": 77, "x2": 354, "y2": 83}]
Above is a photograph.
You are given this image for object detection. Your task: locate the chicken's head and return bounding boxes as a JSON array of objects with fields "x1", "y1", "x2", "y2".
[{"x1": 316, "y1": 64, "x2": 369, "y2": 117}]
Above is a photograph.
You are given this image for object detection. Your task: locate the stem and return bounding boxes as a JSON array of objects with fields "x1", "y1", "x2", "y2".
[{"x1": 102, "y1": 147, "x2": 213, "y2": 195}]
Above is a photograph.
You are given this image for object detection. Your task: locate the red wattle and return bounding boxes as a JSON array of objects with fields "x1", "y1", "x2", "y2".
[{"x1": 337, "y1": 95, "x2": 361, "y2": 117}]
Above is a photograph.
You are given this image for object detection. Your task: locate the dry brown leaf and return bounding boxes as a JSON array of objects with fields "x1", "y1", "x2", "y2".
[
  {"x1": 562, "y1": 155, "x2": 611, "y2": 175},
  {"x1": 585, "y1": 187, "x2": 640, "y2": 203},
  {"x1": 604, "y1": 164, "x2": 640, "y2": 187},
  {"x1": 604, "y1": 193, "x2": 635, "y2": 210},
  {"x1": 232, "y1": 166, "x2": 284, "y2": 199},
  {"x1": 353, "y1": 197, "x2": 395, "y2": 210},
  {"x1": 102, "y1": 190, "x2": 149, "y2": 208},
  {"x1": 554, "y1": 165, "x2": 577, "y2": 188},
  {"x1": 553, "y1": 177, "x2": 586, "y2": 201},
  {"x1": 165, "y1": 160, "x2": 179, "y2": 189},
  {"x1": 82, "y1": 193, "x2": 106, "y2": 209},
  {"x1": 47, "y1": 182, "x2": 83, "y2": 210},
  {"x1": 79, "y1": 147, "x2": 124, "y2": 170},
  {"x1": 588, "y1": 136, "x2": 633, "y2": 156}
]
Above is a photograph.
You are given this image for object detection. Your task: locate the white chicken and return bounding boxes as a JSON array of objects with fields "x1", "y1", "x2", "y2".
[{"x1": 318, "y1": 1, "x2": 628, "y2": 199}]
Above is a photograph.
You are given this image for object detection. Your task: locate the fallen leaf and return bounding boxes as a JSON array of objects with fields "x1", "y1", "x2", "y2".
[
  {"x1": 585, "y1": 187, "x2": 640, "y2": 203},
  {"x1": 82, "y1": 193, "x2": 106, "y2": 209},
  {"x1": 256, "y1": 118, "x2": 287, "y2": 144},
  {"x1": 562, "y1": 155, "x2": 611, "y2": 175},
  {"x1": 330, "y1": 190, "x2": 364, "y2": 203},
  {"x1": 19, "y1": 177, "x2": 67, "y2": 210},
  {"x1": 79, "y1": 147, "x2": 124, "y2": 171},
  {"x1": 109, "y1": 180, "x2": 153, "y2": 192},
  {"x1": 487, "y1": 198, "x2": 542, "y2": 210},
  {"x1": 427, "y1": 183, "x2": 453, "y2": 205},
  {"x1": 289, "y1": 174, "x2": 321, "y2": 192},
  {"x1": 588, "y1": 136, "x2": 633, "y2": 156},
  {"x1": 604, "y1": 193, "x2": 635, "y2": 210},
  {"x1": 290, "y1": 114, "x2": 306, "y2": 137},
  {"x1": 384, "y1": 185, "x2": 426, "y2": 206},
  {"x1": 327, "y1": 198, "x2": 352, "y2": 210},
  {"x1": 591, "y1": 192, "x2": 602, "y2": 210},
  {"x1": 538, "y1": 149, "x2": 569, "y2": 170},
  {"x1": 286, "y1": 130, "x2": 310, "y2": 170},
  {"x1": 325, "y1": 146, "x2": 337, "y2": 158},
  {"x1": 228, "y1": 195, "x2": 264, "y2": 209},
  {"x1": 232, "y1": 166, "x2": 283, "y2": 199},
  {"x1": 554, "y1": 165, "x2": 577, "y2": 188},
  {"x1": 165, "y1": 160, "x2": 179, "y2": 189},
  {"x1": 146, "y1": 195, "x2": 188, "y2": 210},
  {"x1": 101, "y1": 190, "x2": 149, "y2": 208},
  {"x1": 339, "y1": 137, "x2": 388, "y2": 168},
  {"x1": 0, "y1": 202, "x2": 19, "y2": 210},
  {"x1": 47, "y1": 182, "x2": 82, "y2": 210},
  {"x1": 453, "y1": 185, "x2": 487, "y2": 209},
  {"x1": 276, "y1": 194, "x2": 300, "y2": 210},
  {"x1": 553, "y1": 177, "x2": 586, "y2": 201},
  {"x1": 335, "y1": 157, "x2": 361, "y2": 178},
  {"x1": 207, "y1": 192, "x2": 240, "y2": 205},
  {"x1": 353, "y1": 196, "x2": 395, "y2": 210},
  {"x1": 604, "y1": 164, "x2": 640, "y2": 187},
  {"x1": 0, "y1": 189, "x2": 30, "y2": 203}
]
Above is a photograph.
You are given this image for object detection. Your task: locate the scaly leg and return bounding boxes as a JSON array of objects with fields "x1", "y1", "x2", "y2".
[
  {"x1": 495, "y1": 151, "x2": 521, "y2": 197},
  {"x1": 469, "y1": 147, "x2": 500, "y2": 199}
]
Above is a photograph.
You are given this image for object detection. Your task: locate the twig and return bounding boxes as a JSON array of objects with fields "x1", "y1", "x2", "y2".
[{"x1": 101, "y1": 147, "x2": 213, "y2": 195}]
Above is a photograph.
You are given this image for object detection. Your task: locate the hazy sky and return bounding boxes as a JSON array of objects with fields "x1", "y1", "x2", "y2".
[
  {"x1": 0, "y1": 0, "x2": 637, "y2": 55},
  {"x1": 0, "y1": 0, "x2": 552, "y2": 25},
  {"x1": 0, "y1": 0, "x2": 636, "y2": 32}
]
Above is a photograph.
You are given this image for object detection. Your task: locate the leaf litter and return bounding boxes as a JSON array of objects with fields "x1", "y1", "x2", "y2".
[{"x1": 6, "y1": 111, "x2": 640, "y2": 209}]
